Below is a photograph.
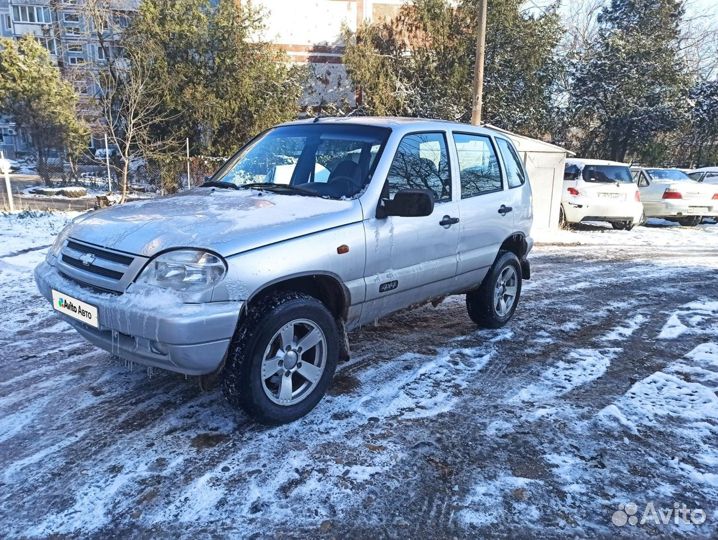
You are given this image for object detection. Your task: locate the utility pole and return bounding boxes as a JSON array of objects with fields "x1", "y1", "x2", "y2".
[
  {"x1": 470, "y1": 0, "x2": 488, "y2": 126},
  {"x1": 104, "y1": 134, "x2": 112, "y2": 192},
  {"x1": 1, "y1": 151, "x2": 14, "y2": 212},
  {"x1": 186, "y1": 138, "x2": 191, "y2": 189}
]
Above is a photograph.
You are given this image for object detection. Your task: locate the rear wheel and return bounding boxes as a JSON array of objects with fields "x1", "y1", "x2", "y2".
[
  {"x1": 222, "y1": 292, "x2": 339, "y2": 424},
  {"x1": 559, "y1": 206, "x2": 569, "y2": 229},
  {"x1": 678, "y1": 216, "x2": 701, "y2": 227},
  {"x1": 611, "y1": 220, "x2": 634, "y2": 231},
  {"x1": 466, "y1": 251, "x2": 522, "y2": 329}
]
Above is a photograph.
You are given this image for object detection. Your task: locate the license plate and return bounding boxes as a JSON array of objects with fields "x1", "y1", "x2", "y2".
[
  {"x1": 688, "y1": 207, "x2": 709, "y2": 214},
  {"x1": 598, "y1": 193, "x2": 621, "y2": 199},
  {"x1": 51, "y1": 289, "x2": 99, "y2": 328}
]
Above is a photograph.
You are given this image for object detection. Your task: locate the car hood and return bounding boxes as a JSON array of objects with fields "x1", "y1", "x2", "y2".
[{"x1": 68, "y1": 189, "x2": 363, "y2": 257}]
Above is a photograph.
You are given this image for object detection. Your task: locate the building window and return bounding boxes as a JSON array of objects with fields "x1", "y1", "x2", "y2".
[
  {"x1": 68, "y1": 56, "x2": 86, "y2": 65},
  {"x1": 67, "y1": 44, "x2": 83, "y2": 53},
  {"x1": 39, "y1": 37, "x2": 58, "y2": 55},
  {"x1": 113, "y1": 14, "x2": 130, "y2": 28},
  {"x1": 12, "y1": 5, "x2": 52, "y2": 24},
  {"x1": 63, "y1": 13, "x2": 81, "y2": 23},
  {"x1": 65, "y1": 26, "x2": 82, "y2": 36},
  {"x1": 97, "y1": 46, "x2": 106, "y2": 60},
  {"x1": 4, "y1": 15, "x2": 11, "y2": 31}
]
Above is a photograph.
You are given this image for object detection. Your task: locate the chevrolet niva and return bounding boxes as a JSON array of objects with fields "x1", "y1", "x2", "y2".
[{"x1": 35, "y1": 118, "x2": 533, "y2": 424}]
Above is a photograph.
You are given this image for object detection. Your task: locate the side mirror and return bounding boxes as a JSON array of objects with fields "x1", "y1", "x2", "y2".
[{"x1": 380, "y1": 189, "x2": 435, "y2": 218}]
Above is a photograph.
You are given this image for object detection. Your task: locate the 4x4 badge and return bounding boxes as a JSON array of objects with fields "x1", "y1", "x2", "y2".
[{"x1": 379, "y1": 280, "x2": 398, "y2": 293}]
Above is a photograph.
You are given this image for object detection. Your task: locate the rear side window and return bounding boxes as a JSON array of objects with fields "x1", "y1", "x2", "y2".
[
  {"x1": 564, "y1": 164, "x2": 580, "y2": 181},
  {"x1": 453, "y1": 133, "x2": 502, "y2": 198},
  {"x1": 496, "y1": 138, "x2": 526, "y2": 188},
  {"x1": 387, "y1": 132, "x2": 451, "y2": 202}
]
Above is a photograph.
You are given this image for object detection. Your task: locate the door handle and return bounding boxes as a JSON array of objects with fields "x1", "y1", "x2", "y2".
[
  {"x1": 439, "y1": 215, "x2": 460, "y2": 228},
  {"x1": 498, "y1": 205, "x2": 513, "y2": 216}
]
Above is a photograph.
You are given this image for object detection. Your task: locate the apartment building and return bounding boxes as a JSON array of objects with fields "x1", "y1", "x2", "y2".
[
  {"x1": 0, "y1": 0, "x2": 405, "y2": 158},
  {"x1": 256, "y1": 0, "x2": 405, "y2": 107},
  {"x1": 0, "y1": 0, "x2": 138, "y2": 156}
]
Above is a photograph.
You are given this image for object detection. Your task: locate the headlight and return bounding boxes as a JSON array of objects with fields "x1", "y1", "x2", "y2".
[
  {"x1": 136, "y1": 249, "x2": 226, "y2": 291},
  {"x1": 47, "y1": 224, "x2": 73, "y2": 262}
]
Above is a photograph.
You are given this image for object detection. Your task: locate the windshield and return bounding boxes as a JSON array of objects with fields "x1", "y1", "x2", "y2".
[
  {"x1": 210, "y1": 124, "x2": 390, "y2": 199},
  {"x1": 582, "y1": 165, "x2": 633, "y2": 183},
  {"x1": 646, "y1": 169, "x2": 691, "y2": 181}
]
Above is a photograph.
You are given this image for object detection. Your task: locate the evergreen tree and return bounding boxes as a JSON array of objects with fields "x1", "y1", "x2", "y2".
[
  {"x1": 122, "y1": 0, "x2": 306, "y2": 157},
  {"x1": 686, "y1": 80, "x2": 718, "y2": 166},
  {"x1": 0, "y1": 36, "x2": 88, "y2": 183},
  {"x1": 570, "y1": 0, "x2": 689, "y2": 162},
  {"x1": 343, "y1": 0, "x2": 561, "y2": 137}
]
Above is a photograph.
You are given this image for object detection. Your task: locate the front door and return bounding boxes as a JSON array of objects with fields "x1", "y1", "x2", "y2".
[{"x1": 362, "y1": 131, "x2": 459, "y2": 319}]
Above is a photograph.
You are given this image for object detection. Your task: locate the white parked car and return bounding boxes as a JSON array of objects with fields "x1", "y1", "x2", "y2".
[
  {"x1": 630, "y1": 167, "x2": 718, "y2": 226},
  {"x1": 562, "y1": 158, "x2": 643, "y2": 230},
  {"x1": 688, "y1": 167, "x2": 718, "y2": 186}
]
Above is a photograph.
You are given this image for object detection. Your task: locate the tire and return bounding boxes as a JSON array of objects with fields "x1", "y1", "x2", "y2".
[
  {"x1": 611, "y1": 220, "x2": 634, "y2": 231},
  {"x1": 678, "y1": 216, "x2": 701, "y2": 227},
  {"x1": 222, "y1": 291, "x2": 339, "y2": 424},
  {"x1": 559, "y1": 206, "x2": 569, "y2": 229},
  {"x1": 466, "y1": 251, "x2": 523, "y2": 329}
]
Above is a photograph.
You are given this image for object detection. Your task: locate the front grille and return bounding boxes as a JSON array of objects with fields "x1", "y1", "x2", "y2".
[{"x1": 56, "y1": 239, "x2": 146, "y2": 292}]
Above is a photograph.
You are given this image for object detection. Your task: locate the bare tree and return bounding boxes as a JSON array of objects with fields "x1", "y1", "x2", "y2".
[{"x1": 83, "y1": 0, "x2": 178, "y2": 201}]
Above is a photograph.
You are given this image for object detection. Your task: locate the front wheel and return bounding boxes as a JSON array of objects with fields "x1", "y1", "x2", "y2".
[
  {"x1": 222, "y1": 292, "x2": 339, "y2": 424},
  {"x1": 466, "y1": 251, "x2": 523, "y2": 329}
]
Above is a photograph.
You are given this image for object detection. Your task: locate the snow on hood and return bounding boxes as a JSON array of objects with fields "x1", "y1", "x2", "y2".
[{"x1": 67, "y1": 188, "x2": 362, "y2": 257}]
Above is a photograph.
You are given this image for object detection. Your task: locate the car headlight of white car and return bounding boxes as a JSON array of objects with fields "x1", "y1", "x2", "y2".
[
  {"x1": 136, "y1": 249, "x2": 226, "y2": 291},
  {"x1": 47, "y1": 224, "x2": 73, "y2": 262}
]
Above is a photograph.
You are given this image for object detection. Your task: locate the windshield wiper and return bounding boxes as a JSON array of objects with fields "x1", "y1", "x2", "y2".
[
  {"x1": 240, "y1": 183, "x2": 320, "y2": 196},
  {"x1": 201, "y1": 181, "x2": 239, "y2": 190}
]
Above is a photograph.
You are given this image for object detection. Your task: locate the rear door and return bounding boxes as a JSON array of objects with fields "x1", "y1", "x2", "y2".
[
  {"x1": 452, "y1": 132, "x2": 512, "y2": 276},
  {"x1": 495, "y1": 136, "x2": 530, "y2": 231}
]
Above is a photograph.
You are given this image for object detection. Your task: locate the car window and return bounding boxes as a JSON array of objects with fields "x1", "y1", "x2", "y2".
[
  {"x1": 386, "y1": 132, "x2": 451, "y2": 202},
  {"x1": 496, "y1": 138, "x2": 526, "y2": 188},
  {"x1": 646, "y1": 169, "x2": 691, "y2": 181},
  {"x1": 583, "y1": 165, "x2": 633, "y2": 183},
  {"x1": 564, "y1": 164, "x2": 581, "y2": 181},
  {"x1": 453, "y1": 133, "x2": 502, "y2": 198},
  {"x1": 213, "y1": 124, "x2": 390, "y2": 199},
  {"x1": 688, "y1": 172, "x2": 702, "y2": 181}
]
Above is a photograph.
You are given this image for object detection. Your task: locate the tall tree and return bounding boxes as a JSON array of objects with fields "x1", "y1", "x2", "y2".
[
  {"x1": 343, "y1": 0, "x2": 561, "y2": 137},
  {"x1": 122, "y1": 0, "x2": 306, "y2": 157},
  {"x1": 569, "y1": 0, "x2": 690, "y2": 162},
  {"x1": 0, "y1": 36, "x2": 88, "y2": 183}
]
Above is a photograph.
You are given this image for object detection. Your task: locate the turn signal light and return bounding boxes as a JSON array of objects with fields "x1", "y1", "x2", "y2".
[
  {"x1": 567, "y1": 187, "x2": 579, "y2": 196},
  {"x1": 713, "y1": 193, "x2": 718, "y2": 200},
  {"x1": 662, "y1": 189, "x2": 683, "y2": 200}
]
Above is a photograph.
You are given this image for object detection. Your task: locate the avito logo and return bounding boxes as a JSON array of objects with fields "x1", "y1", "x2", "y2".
[{"x1": 57, "y1": 297, "x2": 93, "y2": 320}]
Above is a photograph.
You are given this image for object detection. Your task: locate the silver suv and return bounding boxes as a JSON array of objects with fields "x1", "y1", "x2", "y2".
[{"x1": 35, "y1": 118, "x2": 533, "y2": 423}]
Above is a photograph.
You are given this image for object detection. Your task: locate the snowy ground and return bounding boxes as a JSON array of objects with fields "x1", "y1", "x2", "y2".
[{"x1": 1, "y1": 213, "x2": 717, "y2": 538}]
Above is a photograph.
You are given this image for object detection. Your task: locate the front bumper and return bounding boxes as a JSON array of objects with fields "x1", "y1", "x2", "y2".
[{"x1": 34, "y1": 261, "x2": 242, "y2": 375}]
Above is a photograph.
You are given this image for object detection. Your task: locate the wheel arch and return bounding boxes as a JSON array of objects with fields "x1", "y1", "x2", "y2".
[
  {"x1": 496, "y1": 233, "x2": 531, "y2": 279},
  {"x1": 244, "y1": 271, "x2": 350, "y2": 322}
]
